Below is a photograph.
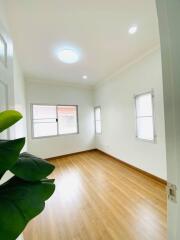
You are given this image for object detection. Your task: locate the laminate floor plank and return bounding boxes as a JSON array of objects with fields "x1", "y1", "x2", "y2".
[{"x1": 24, "y1": 150, "x2": 167, "y2": 240}]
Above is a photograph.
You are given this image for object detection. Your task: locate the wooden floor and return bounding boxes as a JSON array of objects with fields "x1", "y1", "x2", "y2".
[{"x1": 24, "y1": 150, "x2": 167, "y2": 240}]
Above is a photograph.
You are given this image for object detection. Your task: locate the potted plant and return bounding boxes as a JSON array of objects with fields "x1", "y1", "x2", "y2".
[{"x1": 0, "y1": 110, "x2": 55, "y2": 240}]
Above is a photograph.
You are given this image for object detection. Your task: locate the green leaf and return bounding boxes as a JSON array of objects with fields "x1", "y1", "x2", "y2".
[
  {"x1": 0, "y1": 176, "x2": 55, "y2": 240},
  {"x1": 0, "y1": 138, "x2": 25, "y2": 177},
  {"x1": 11, "y1": 152, "x2": 55, "y2": 181},
  {"x1": 0, "y1": 110, "x2": 22, "y2": 133}
]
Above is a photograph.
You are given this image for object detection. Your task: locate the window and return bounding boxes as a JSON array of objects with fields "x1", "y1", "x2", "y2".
[
  {"x1": 135, "y1": 92, "x2": 155, "y2": 141},
  {"x1": 32, "y1": 104, "x2": 78, "y2": 138},
  {"x1": 94, "y1": 107, "x2": 101, "y2": 134},
  {"x1": 57, "y1": 106, "x2": 78, "y2": 134},
  {"x1": 32, "y1": 105, "x2": 57, "y2": 138}
]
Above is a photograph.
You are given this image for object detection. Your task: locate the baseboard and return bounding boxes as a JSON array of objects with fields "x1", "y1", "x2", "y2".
[
  {"x1": 46, "y1": 149, "x2": 96, "y2": 161},
  {"x1": 46, "y1": 148, "x2": 167, "y2": 185},
  {"x1": 96, "y1": 149, "x2": 167, "y2": 185}
]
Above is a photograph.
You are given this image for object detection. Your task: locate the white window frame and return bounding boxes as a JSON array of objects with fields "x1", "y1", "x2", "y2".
[
  {"x1": 31, "y1": 104, "x2": 79, "y2": 139},
  {"x1": 0, "y1": 34, "x2": 7, "y2": 67},
  {"x1": 134, "y1": 91, "x2": 156, "y2": 143},
  {"x1": 94, "y1": 106, "x2": 102, "y2": 134}
]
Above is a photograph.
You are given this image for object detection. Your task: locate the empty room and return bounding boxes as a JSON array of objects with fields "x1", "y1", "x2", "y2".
[{"x1": 0, "y1": 0, "x2": 180, "y2": 240}]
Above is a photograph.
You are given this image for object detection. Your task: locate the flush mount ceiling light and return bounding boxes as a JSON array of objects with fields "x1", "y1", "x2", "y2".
[
  {"x1": 82, "y1": 75, "x2": 88, "y2": 79},
  {"x1": 57, "y1": 49, "x2": 79, "y2": 64},
  {"x1": 128, "y1": 25, "x2": 138, "y2": 34}
]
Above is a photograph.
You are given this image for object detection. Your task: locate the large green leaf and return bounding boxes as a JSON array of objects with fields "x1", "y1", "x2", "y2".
[
  {"x1": 11, "y1": 152, "x2": 55, "y2": 181},
  {"x1": 0, "y1": 138, "x2": 25, "y2": 177},
  {"x1": 0, "y1": 110, "x2": 22, "y2": 133},
  {"x1": 0, "y1": 176, "x2": 55, "y2": 240}
]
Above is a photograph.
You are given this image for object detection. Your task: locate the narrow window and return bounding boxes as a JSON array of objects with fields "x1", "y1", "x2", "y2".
[
  {"x1": 94, "y1": 107, "x2": 101, "y2": 134},
  {"x1": 32, "y1": 105, "x2": 57, "y2": 138},
  {"x1": 57, "y1": 105, "x2": 78, "y2": 135},
  {"x1": 135, "y1": 92, "x2": 155, "y2": 141}
]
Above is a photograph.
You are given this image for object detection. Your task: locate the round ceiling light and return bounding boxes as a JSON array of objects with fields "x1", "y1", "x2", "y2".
[
  {"x1": 82, "y1": 75, "x2": 88, "y2": 79},
  {"x1": 128, "y1": 25, "x2": 138, "y2": 34},
  {"x1": 58, "y1": 49, "x2": 79, "y2": 64}
]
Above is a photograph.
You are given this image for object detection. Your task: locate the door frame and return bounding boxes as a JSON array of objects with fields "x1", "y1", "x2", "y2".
[{"x1": 156, "y1": 0, "x2": 180, "y2": 239}]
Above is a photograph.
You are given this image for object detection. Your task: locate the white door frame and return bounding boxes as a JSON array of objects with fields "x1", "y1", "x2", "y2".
[{"x1": 156, "y1": 0, "x2": 180, "y2": 239}]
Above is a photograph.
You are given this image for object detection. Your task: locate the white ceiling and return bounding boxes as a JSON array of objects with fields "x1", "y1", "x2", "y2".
[{"x1": 4, "y1": 0, "x2": 160, "y2": 86}]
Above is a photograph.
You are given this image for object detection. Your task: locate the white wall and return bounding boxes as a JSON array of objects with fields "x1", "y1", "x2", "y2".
[
  {"x1": 13, "y1": 54, "x2": 27, "y2": 149},
  {"x1": 0, "y1": 0, "x2": 9, "y2": 31},
  {"x1": 26, "y1": 80, "x2": 95, "y2": 158},
  {"x1": 94, "y1": 49, "x2": 167, "y2": 180}
]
